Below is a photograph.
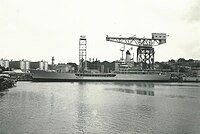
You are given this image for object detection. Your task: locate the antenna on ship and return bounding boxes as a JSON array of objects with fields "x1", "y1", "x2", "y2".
[
  {"x1": 120, "y1": 44, "x2": 125, "y2": 61},
  {"x1": 78, "y1": 35, "x2": 87, "y2": 73}
]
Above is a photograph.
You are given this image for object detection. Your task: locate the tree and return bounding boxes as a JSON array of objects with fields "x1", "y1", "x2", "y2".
[
  {"x1": 177, "y1": 58, "x2": 186, "y2": 63},
  {"x1": 168, "y1": 59, "x2": 175, "y2": 63}
]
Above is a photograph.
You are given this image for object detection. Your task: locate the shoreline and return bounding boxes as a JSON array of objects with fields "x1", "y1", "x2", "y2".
[{"x1": 0, "y1": 77, "x2": 17, "y2": 92}]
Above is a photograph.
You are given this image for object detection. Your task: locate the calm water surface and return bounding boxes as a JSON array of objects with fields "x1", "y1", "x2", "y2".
[{"x1": 0, "y1": 82, "x2": 200, "y2": 134}]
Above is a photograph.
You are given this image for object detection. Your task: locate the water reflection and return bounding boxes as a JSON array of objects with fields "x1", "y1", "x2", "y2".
[
  {"x1": 136, "y1": 90, "x2": 154, "y2": 96},
  {"x1": 166, "y1": 94, "x2": 197, "y2": 99},
  {"x1": 0, "y1": 91, "x2": 8, "y2": 98},
  {"x1": 75, "y1": 85, "x2": 88, "y2": 133},
  {"x1": 0, "y1": 92, "x2": 5, "y2": 97},
  {"x1": 135, "y1": 82, "x2": 155, "y2": 88},
  {"x1": 105, "y1": 88, "x2": 155, "y2": 96},
  {"x1": 50, "y1": 92, "x2": 55, "y2": 115},
  {"x1": 112, "y1": 82, "x2": 155, "y2": 88},
  {"x1": 77, "y1": 82, "x2": 155, "y2": 88}
]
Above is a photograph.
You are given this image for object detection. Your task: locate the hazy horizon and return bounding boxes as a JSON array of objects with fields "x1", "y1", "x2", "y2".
[{"x1": 1, "y1": 0, "x2": 200, "y2": 64}]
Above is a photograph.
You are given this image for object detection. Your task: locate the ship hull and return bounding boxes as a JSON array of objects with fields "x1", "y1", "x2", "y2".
[
  {"x1": 183, "y1": 77, "x2": 200, "y2": 82},
  {"x1": 30, "y1": 70, "x2": 171, "y2": 82}
]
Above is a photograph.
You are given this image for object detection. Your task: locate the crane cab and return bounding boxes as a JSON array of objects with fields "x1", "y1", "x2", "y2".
[{"x1": 152, "y1": 33, "x2": 167, "y2": 44}]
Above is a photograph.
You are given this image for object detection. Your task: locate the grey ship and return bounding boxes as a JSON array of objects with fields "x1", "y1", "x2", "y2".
[
  {"x1": 30, "y1": 69, "x2": 171, "y2": 82},
  {"x1": 30, "y1": 34, "x2": 172, "y2": 82}
]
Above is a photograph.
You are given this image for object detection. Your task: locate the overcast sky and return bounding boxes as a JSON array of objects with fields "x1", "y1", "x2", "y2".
[{"x1": 0, "y1": 0, "x2": 200, "y2": 64}]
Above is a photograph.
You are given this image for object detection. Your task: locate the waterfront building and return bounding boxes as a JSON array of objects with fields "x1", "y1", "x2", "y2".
[
  {"x1": 9, "y1": 60, "x2": 30, "y2": 72},
  {"x1": 56, "y1": 63, "x2": 74, "y2": 73},
  {"x1": 66, "y1": 63, "x2": 77, "y2": 72},
  {"x1": 101, "y1": 64, "x2": 105, "y2": 73},
  {"x1": 24, "y1": 61, "x2": 30, "y2": 72},
  {"x1": 30, "y1": 61, "x2": 41, "y2": 70},
  {"x1": 48, "y1": 64, "x2": 56, "y2": 71},
  {"x1": 44, "y1": 61, "x2": 48, "y2": 71},
  {"x1": 0, "y1": 58, "x2": 9, "y2": 68},
  {"x1": 191, "y1": 67, "x2": 200, "y2": 77},
  {"x1": 30, "y1": 61, "x2": 48, "y2": 71}
]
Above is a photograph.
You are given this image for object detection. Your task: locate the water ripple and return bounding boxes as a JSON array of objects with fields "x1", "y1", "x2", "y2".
[{"x1": 0, "y1": 82, "x2": 200, "y2": 133}]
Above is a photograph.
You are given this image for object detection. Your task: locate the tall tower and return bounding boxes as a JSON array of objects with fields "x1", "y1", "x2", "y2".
[
  {"x1": 52, "y1": 56, "x2": 55, "y2": 65},
  {"x1": 79, "y1": 35, "x2": 87, "y2": 72}
]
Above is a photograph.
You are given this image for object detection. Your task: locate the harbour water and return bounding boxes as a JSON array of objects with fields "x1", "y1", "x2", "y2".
[{"x1": 0, "y1": 82, "x2": 200, "y2": 134}]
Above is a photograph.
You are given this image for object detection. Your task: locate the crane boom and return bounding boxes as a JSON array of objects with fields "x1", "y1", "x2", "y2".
[
  {"x1": 106, "y1": 33, "x2": 168, "y2": 70},
  {"x1": 106, "y1": 34, "x2": 167, "y2": 47}
]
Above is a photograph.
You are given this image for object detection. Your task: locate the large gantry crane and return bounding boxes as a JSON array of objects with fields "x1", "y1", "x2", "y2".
[{"x1": 106, "y1": 33, "x2": 168, "y2": 70}]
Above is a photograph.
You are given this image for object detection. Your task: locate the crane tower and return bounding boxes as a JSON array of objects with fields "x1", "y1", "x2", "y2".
[
  {"x1": 106, "y1": 33, "x2": 168, "y2": 70},
  {"x1": 78, "y1": 35, "x2": 87, "y2": 73}
]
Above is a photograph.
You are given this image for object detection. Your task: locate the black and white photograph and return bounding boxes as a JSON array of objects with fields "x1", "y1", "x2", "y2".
[{"x1": 0, "y1": 0, "x2": 200, "y2": 133}]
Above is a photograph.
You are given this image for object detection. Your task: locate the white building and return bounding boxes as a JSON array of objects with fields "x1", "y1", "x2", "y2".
[
  {"x1": 25, "y1": 61, "x2": 30, "y2": 71},
  {"x1": 9, "y1": 60, "x2": 30, "y2": 72},
  {"x1": 0, "y1": 58, "x2": 9, "y2": 68},
  {"x1": 43, "y1": 61, "x2": 48, "y2": 71}
]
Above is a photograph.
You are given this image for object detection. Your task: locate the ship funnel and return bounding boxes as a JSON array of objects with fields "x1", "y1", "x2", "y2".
[{"x1": 125, "y1": 50, "x2": 131, "y2": 63}]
